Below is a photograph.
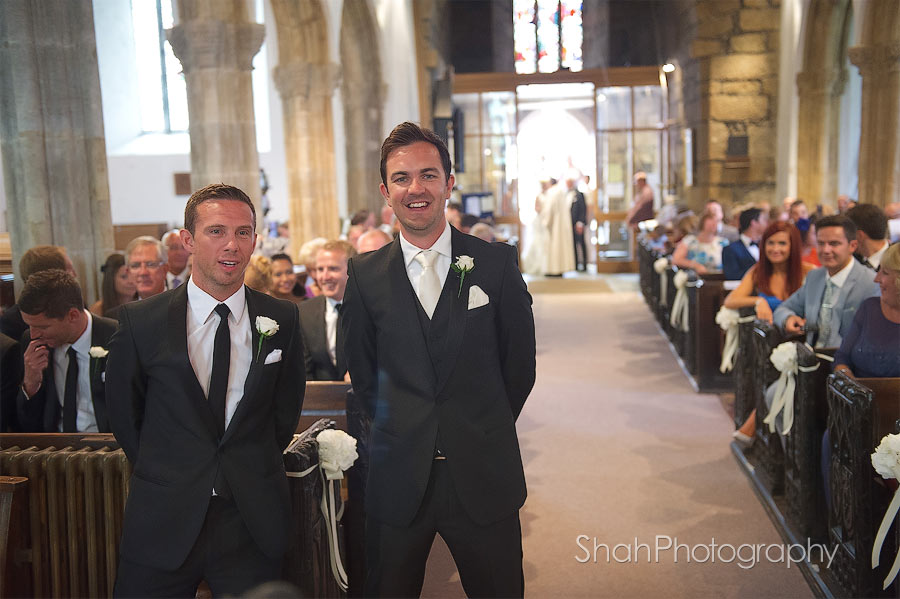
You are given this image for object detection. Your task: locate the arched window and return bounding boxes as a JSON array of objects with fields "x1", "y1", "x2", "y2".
[{"x1": 514, "y1": 0, "x2": 583, "y2": 74}]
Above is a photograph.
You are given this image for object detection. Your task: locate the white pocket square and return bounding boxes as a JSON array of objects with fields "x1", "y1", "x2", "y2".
[
  {"x1": 468, "y1": 285, "x2": 490, "y2": 310},
  {"x1": 264, "y1": 349, "x2": 282, "y2": 364}
]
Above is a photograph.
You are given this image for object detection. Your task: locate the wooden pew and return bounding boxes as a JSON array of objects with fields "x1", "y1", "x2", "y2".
[
  {"x1": 750, "y1": 320, "x2": 786, "y2": 494},
  {"x1": 732, "y1": 308, "x2": 757, "y2": 429},
  {"x1": 298, "y1": 381, "x2": 352, "y2": 432},
  {"x1": 689, "y1": 273, "x2": 733, "y2": 392},
  {"x1": 783, "y1": 344, "x2": 834, "y2": 543},
  {"x1": 826, "y1": 374, "x2": 900, "y2": 598}
]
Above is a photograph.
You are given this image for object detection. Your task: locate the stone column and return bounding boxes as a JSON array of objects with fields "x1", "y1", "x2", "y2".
[
  {"x1": 849, "y1": 42, "x2": 900, "y2": 207},
  {"x1": 795, "y1": 67, "x2": 847, "y2": 208},
  {"x1": 0, "y1": 0, "x2": 115, "y2": 299},
  {"x1": 342, "y1": 81, "x2": 385, "y2": 216},
  {"x1": 273, "y1": 61, "x2": 341, "y2": 260},
  {"x1": 167, "y1": 3, "x2": 265, "y2": 226}
]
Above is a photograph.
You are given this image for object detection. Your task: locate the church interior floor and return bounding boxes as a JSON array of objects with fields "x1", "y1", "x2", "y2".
[{"x1": 420, "y1": 277, "x2": 813, "y2": 598}]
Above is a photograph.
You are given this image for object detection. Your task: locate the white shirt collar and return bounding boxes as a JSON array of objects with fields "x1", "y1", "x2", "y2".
[
  {"x1": 399, "y1": 220, "x2": 452, "y2": 268},
  {"x1": 186, "y1": 277, "x2": 247, "y2": 324},
  {"x1": 60, "y1": 310, "x2": 92, "y2": 356},
  {"x1": 869, "y1": 241, "x2": 889, "y2": 269},
  {"x1": 828, "y1": 258, "x2": 856, "y2": 288},
  {"x1": 740, "y1": 233, "x2": 755, "y2": 247},
  {"x1": 325, "y1": 295, "x2": 341, "y2": 312}
]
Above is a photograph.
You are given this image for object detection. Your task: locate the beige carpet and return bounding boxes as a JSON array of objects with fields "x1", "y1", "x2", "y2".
[{"x1": 420, "y1": 284, "x2": 812, "y2": 598}]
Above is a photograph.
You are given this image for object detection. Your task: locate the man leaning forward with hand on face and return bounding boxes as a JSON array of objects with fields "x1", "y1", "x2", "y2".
[
  {"x1": 107, "y1": 183, "x2": 305, "y2": 597},
  {"x1": 340, "y1": 122, "x2": 536, "y2": 597}
]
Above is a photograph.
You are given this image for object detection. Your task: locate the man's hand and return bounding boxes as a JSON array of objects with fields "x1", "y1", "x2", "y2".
[
  {"x1": 23, "y1": 339, "x2": 49, "y2": 396},
  {"x1": 344, "y1": 371, "x2": 352, "y2": 383},
  {"x1": 575, "y1": 222, "x2": 585, "y2": 235},
  {"x1": 784, "y1": 315, "x2": 806, "y2": 334}
]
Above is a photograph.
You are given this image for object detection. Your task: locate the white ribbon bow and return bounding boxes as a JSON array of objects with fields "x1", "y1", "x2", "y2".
[
  {"x1": 763, "y1": 342, "x2": 826, "y2": 435},
  {"x1": 284, "y1": 429, "x2": 359, "y2": 591},
  {"x1": 871, "y1": 433, "x2": 900, "y2": 589},
  {"x1": 669, "y1": 270, "x2": 691, "y2": 332},
  {"x1": 654, "y1": 258, "x2": 669, "y2": 306},
  {"x1": 715, "y1": 307, "x2": 756, "y2": 373}
]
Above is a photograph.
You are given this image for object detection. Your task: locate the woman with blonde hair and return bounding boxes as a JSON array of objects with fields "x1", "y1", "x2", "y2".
[{"x1": 244, "y1": 254, "x2": 273, "y2": 294}]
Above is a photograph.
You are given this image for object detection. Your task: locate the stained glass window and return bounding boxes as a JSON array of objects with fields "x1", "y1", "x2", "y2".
[{"x1": 513, "y1": 1, "x2": 582, "y2": 74}]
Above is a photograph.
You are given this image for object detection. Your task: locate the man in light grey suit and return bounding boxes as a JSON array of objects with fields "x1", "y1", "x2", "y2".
[{"x1": 774, "y1": 215, "x2": 880, "y2": 348}]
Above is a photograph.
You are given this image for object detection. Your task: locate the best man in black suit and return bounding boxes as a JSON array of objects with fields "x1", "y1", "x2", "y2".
[
  {"x1": 16, "y1": 270, "x2": 117, "y2": 433},
  {"x1": 341, "y1": 122, "x2": 536, "y2": 597},
  {"x1": 107, "y1": 184, "x2": 305, "y2": 597},
  {"x1": 298, "y1": 240, "x2": 357, "y2": 381}
]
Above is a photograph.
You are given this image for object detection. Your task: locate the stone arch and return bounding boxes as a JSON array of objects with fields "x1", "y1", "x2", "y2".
[
  {"x1": 849, "y1": 0, "x2": 900, "y2": 207},
  {"x1": 796, "y1": 0, "x2": 854, "y2": 207},
  {"x1": 340, "y1": 0, "x2": 384, "y2": 217},
  {"x1": 270, "y1": 0, "x2": 340, "y2": 258}
]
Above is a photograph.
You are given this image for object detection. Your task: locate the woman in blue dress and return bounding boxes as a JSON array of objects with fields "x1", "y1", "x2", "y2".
[{"x1": 724, "y1": 221, "x2": 815, "y2": 444}]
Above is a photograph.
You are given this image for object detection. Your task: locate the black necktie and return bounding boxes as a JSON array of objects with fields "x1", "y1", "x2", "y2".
[
  {"x1": 208, "y1": 303, "x2": 231, "y2": 438},
  {"x1": 63, "y1": 347, "x2": 78, "y2": 432}
]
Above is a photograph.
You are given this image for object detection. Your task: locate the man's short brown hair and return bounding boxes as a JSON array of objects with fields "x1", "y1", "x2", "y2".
[
  {"x1": 19, "y1": 245, "x2": 67, "y2": 282},
  {"x1": 184, "y1": 183, "x2": 256, "y2": 234},
  {"x1": 380, "y1": 122, "x2": 452, "y2": 186},
  {"x1": 816, "y1": 214, "x2": 857, "y2": 241},
  {"x1": 18, "y1": 269, "x2": 84, "y2": 319},
  {"x1": 319, "y1": 240, "x2": 358, "y2": 262}
]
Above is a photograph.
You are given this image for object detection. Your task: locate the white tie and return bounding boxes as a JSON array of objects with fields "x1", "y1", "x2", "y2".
[{"x1": 414, "y1": 250, "x2": 441, "y2": 319}]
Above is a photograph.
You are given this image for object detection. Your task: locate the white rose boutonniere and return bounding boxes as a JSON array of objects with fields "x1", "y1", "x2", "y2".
[
  {"x1": 89, "y1": 346, "x2": 109, "y2": 377},
  {"x1": 450, "y1": 255, "x2": 475, "y2": 298},
  {"x1": 255, "y1": 316, "x2": 279, "y2": 361}
]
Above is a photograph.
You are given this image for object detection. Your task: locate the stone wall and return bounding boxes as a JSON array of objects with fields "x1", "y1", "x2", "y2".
[{"x1": 690, "y1": 0, "x2": 781, "y2": 210}]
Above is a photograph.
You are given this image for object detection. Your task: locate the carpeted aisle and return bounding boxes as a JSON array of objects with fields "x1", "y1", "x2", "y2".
[{"x1": 421, "y1": 280, "x2": 813, "y2": 598}]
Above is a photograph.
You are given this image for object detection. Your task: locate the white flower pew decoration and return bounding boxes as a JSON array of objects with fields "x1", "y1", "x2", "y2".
[
  {"x1": 284, "y1": 428, "x2": 359, "y2": 591},
  {"x1": 653, "y1": 257, "x2": 670, "y2": 305},
  {"x1": 669, "y1": 269, "x2": 692, "y2": 333},
  {"x1": 763, "y1": 342, "x2": 824, "y2": 435},
  {"x1": 872, "y1": 433, "x2": 900, "y2": 589},
  {"x1": 715, "y1": 306, "x2": 756, "y2": 373}
]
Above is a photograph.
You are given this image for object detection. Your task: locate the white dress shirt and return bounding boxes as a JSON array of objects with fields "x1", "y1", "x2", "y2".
[
  {"x1": 399, "y1": 220, "x2": 452, "y2": 300},
  {"x1": 53, "y1": 310, "x2": 97, "y2": 432},
  {"x1": 868, "y1": 241, "x2": 889, "y2": 270},
  {"x1": 325, "y1": 296, "x2": 341, "y2": 366},
  {"x1": 827, "y1": 257, "x2": 856, "y2": 290},
  {"x1": 740, "y1": 233, "x2": 759, "y2": 261},
  {"x1": 186, "y1": 278, "x2": 252, "y2": 431}
]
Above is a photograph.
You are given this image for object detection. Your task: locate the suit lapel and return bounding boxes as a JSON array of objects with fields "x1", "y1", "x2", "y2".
[
  {"x1": 168, "y1": 284, "x2": 219, "y2": 441},
  {"x1": 434, "y1": 228, "x2": 471, "y2": 397},
  {"x1": 88, "y1": 320, "x2": 111, "y2": 431},
  {"x1": 224, "y1": 287, "x2": 263, "y2": 443}
]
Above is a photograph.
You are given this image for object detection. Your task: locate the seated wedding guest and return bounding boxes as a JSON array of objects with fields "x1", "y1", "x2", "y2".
[
  {"x1": 666, "y1": 213, "x2": 697, "y2": 255},
  {"x1": 350, "y1": 208, "x2": 376, "y2": 231},
  {"x1": 17, "y1": 270, "x2": 117, "y2": 432},
  {"x1": 126, "y1": 236, "x2": 168, "y2": 299},
  {"x1": 795, "y1": 217, "x2": 820, "y2": 266},
  {"x1": 270, "y1": 253, "x2": 305, "y2": 306},
  {"x1": 89, "y1": 253, "x2": 137, "y2": 317},
  {"x1": 774, "y1": 215, "x2": 880, "y2": 348},
  {"x1": 1, "y1": 332, "x2": 23, "y2": 432},
  {"x1": 445, "y1": 201, "x2": 464, "y2": 230},
  {"x1": 671, "y1": 210, "x2": 729, "y2": 274},
  {"x1": 460, "y1": 213, "x2": 479, "y2": 234},
  {"x1": 346, "y1": 224, "x2": 366, "y2": 249},
  {"x1": 789, "y1": 199, "x2": 809, "y2": 223},
  {"x1": 846, "y1": 203, "x2": 890, "y2": 270},
  {"x1": 833, "y1": 242, "x2": 900, "y2": 379},
  {"x1": 707, "y1": 200, "x2": 739, "y2": 243},
  {"x1": 298, "y1": 241, "x2": 357, "y2": 381},
  {"x1": 724, "y1": 222, "x2": 813, "y2": 444},
  {"x1": 244, "y1": 254, "x2": 272, "y2": 294},
  {"x1": 297, "y1": 237, "x2": 327, "y2": 297},
  {"x1": 0, "y1": 245, "x2": 76, "y2": 341},
  {"x1": 161, "y1": 229, "x2": 191, "y2": 288},
  {"x1": 837, "y1": 194, "x2": 857, "y2": 214},
  {"x1": 356, "y1": 228, "x2": 392, "y2": 254},
  {"x1": 722, "y1": 207, "x2": 769, "y2": 280},
  {"x1": 470, "y1": 222, "x2": 495, "y2": 243},
  {"x1": 379, "y1": 205, "x2": 395, "y2": 236}
]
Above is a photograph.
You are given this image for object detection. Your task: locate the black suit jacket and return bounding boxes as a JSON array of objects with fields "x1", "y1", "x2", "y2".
[
  {"x1": 570, "y1": 190, "x2": 587, "y2": 228},
  {"x1": 16, "y1": 314, "x2": 118, "y2": 432},
  {"x1": 298, "y1": 295, "x2": 345, "y2": 381},
  {"x1": 0, "y1": 304, "x2": 27, "y2": 343},
  {"x1": 1, "y1": 333, "x2": 23, "y2": 432},
  {"x1": 722, "y1": 239, "x2": 757, "y2": 280},
  {"x1": 341, "y1": 226, "x2": 536, "y2": 527},
  {"x1": 106, "y1": 284, "x2": 305, "y2": 570}
]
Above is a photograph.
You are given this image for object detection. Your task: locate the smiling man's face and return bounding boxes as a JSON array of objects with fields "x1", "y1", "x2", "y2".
[{"x1": 380, "y1": 141, "x2": 454, "y2": 247}]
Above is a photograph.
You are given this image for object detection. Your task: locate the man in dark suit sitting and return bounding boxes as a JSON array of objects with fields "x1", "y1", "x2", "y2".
[
  {"x1": 16, "y1": 269, "x2": 117, "y2": 432},
  {"x1": 107, "y1": 183, "x2": 305, "y2": 597},
  {"x1": 1, "y1": 332, "x2": 23, "y2": 432},
  {"x1": 342, "y1": 122, "x2": 536, "y2": 597},
  {"x1": 722, "y1": 207, "x2": 768, "y2": 280},
  {"x1": 298, "y1": 240, "x2": 356, "y2": 381}
]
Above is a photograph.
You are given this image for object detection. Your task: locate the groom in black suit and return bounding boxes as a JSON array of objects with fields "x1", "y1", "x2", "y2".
[
  {"x1": 107, "y1": 184, "x2": 305, "y2": 597},
  {"x1": 341, "y1": 122, "x2": 536, "y2": 597}
]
